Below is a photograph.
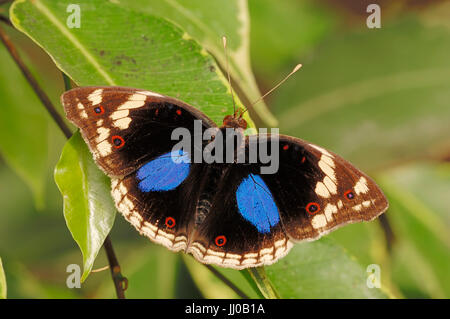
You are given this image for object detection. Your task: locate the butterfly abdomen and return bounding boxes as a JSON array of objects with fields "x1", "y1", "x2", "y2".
[
  {"x1": 195, "y1": 199, "x2": 212, "y2": 225},
  {"x1": 193, "y1": 165, "x2": 227, "y2": 226}
]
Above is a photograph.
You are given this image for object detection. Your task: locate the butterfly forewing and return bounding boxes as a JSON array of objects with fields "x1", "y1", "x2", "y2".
[{"x1": 62, "y1": 86, "x2": 215, "y2": 177}]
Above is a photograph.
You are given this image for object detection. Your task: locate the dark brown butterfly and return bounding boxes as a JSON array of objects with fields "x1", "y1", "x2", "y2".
[{"x1": 61, "y1": 86, "x2": 388, "y2": 269}]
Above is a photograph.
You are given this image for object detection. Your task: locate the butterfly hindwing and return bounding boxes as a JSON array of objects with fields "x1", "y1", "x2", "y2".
[
  {"x1": 111, "y1": 161, "x2": 207, "y2": 252},
  {"x1": 187, "y1": 164, "x2": 293, "y2": 269},
  {"x1": 62, "y1": 86, "x2": 215, "y2": 177}
]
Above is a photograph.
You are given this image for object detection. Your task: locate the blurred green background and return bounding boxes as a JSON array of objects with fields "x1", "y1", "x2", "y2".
[{"x1": 0, "y1": 0, "x2": 449, "y2": 299}]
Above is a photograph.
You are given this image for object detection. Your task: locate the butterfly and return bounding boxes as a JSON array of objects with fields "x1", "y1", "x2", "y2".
[{"x1": 61, "y1": 86, "x2": 388, "y2": 269}]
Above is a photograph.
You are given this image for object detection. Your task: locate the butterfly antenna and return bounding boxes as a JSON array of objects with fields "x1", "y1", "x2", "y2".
[
  {"x1": 222, "y1": 36, "x2": 237, "y2": 116},
  {"x1": 239, "y1": 63, "x2": 302, "y2": 117}
]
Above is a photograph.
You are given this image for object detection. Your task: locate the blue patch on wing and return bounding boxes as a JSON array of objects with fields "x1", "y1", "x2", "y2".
[
  {"x1": 236, "y1": 174, "x2": 280, "y2": 233},
  {"x1": 136, "y1": 149, "x2": 190, "y2": 192}
]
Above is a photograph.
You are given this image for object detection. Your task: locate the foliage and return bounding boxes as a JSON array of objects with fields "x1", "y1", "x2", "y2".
[{"x1": 0, "y1": 0, "x2": 448, "y2": 298}]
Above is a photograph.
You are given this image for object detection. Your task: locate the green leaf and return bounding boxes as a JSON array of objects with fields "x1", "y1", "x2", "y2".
[
  {"x1": 10, "y1": 0, "x2": 254, "y2": 127},
  {"x1": 378, "y1": 163, "x2": 450, "y2": 298},
  {"x1": 0, "y1": 40, "x2": 49, "y2": 209},
  {"x1": 54, "y1": 132, "x2": 116, "y2": 282},
  {"x1": 326, "y1": 220, "x2": 401, "y2": 298},
  {"x1": 328, "y1": 221, "x2": 386, "y2": 268},
  {"x1": 265, "y1": 238, "x2": 391, "y2": 298},
  {"x1": 118, "y1": 0, "x2": 276, "y2": 126},
  {"x1": 0, "y1": 257, "x2": 6, "y2": 299},
  {"x1": 273, "y1": 17, "x2": 450, "y2": 171}
]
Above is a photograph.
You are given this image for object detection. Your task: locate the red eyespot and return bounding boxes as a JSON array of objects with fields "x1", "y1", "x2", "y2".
[
  {"x1": 301, "y1": 156, "x2": 306, "y2": 164},
  {"x1": 93, "y1": 105, "x2": 104, "y2": 115},
  {"x1": 176, "y1": 109, "x2": 182, "y2": 116},
  {"x1": 283, "y1": 144, "x2": 289, "y2": 151},
  {"x1": 165, "y1": 217, "x2": 176, "y2": 229},
  {"x1": 111, "y1": 135, "x2": 125, "y2": 149},
  {"x1": 306, "y1": 202, "x2": 321, "y2": 215},
  {"x1": 215, "y1": 235, "x2": 227, "y2": 247},
  {"x1": 344, "y1": 190, "x2": 355, "y2": 200}
]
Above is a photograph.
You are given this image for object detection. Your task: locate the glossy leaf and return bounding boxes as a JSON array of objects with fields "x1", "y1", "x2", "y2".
[
  {"x1": 54, "y1": 132, "x2": 116, "y2": 282},
  {"x1": 326, "y1": 218, "x2": 400, "y2": 297},
  {"x1": 265, "y1": 238, "x2": 391, "y2": 298},
  {"x1": 328, "y1": 221, "x2": 386, "y2": 269}
]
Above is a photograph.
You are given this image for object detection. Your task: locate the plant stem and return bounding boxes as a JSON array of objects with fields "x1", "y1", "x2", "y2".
[
  {"x1": 0, "y1": 20, "x2": 127, "y2": 299},
  {"x1": 246, "y1": 267, "x2": 280, "y2": 299},
  {"x1": 240, "y1": 269, "x2": 265, "y2": 299},
  {"x1": 103, "y1": 236, "x2": 128, "y2": 299}
]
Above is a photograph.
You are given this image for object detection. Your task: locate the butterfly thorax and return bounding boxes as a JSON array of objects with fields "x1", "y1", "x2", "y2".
[{"x1": 222, "y1": 114, "x2": 247, "y2": 130}]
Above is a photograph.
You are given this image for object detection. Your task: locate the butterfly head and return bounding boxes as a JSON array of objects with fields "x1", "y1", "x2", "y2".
[{"x1": 222, "y1": 113, "x2": 247, "y2": 130}]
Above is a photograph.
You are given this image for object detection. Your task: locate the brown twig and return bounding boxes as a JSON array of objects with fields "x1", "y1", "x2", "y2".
[
  {"x1": 0, "y1": 21, "x2": 127, "y2": 299},
  {"x1": 103, "y1": 236, "x2": 128, "y2": 298},
  {"x1": 0, "y1": 15, "x2": 13, "y2": 28}
]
